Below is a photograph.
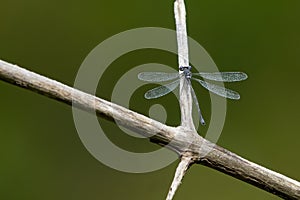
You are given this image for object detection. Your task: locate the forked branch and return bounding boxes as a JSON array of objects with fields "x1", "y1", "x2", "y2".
[
  {"x1": 1, "y1": 60, "x2": 299, "y2": 199},
  {"x1": 0, "y1": 2, "x2": 299, "y2": 198}
]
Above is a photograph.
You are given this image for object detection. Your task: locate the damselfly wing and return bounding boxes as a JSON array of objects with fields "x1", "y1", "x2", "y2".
[
  {"x1": 138, "y1": 67, "x2": 248, "y2": 125},
  {"x1": 138, "y1": 71, "x2": 247, "y2": 99}
]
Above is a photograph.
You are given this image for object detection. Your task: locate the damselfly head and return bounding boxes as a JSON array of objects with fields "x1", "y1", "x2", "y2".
[
  {"x1": 179, "y1": 66, "x2": 191, "y2": 71},
  {"x1": 180, "y1": 66, "x2": 192, "y2": 79}
]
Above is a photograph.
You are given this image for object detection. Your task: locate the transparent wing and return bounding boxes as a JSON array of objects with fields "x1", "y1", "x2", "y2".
[
  {"x1": 138, "y1": 72, "x2": 179, "y2": 82},
  {"x1": 144, "y1": 80, "x2": 180, "y2": 99},
  {"x1": 193, "y1": 72, "x2": 248, "y2": 82},
  {"x1": 192, "y1": 78, "x2": 241, "y2": 100}
]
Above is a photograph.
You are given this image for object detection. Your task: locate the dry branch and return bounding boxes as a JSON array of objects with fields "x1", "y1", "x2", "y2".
[
  {"x1": 166, "y1": 156, "x2": 192, "y2": 200},
  {"x1": 1, "y1": 59, "x2": 300, "y2": 199},
  {"x1": 0, "y1": 0, "x2": 299, "y2": 198},
  {"x1": 166, "y1": 1, "x2": 197, "y2": 199}
]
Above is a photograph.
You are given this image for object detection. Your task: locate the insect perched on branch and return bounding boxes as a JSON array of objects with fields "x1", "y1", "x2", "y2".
[{"x1": 138, "y1": 66, "x2": 248, "y2": 125}]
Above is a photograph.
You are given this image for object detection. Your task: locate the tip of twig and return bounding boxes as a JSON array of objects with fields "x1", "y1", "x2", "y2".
[{"x1": 166, "y1": 156, "x2": 193, "y2": 200}]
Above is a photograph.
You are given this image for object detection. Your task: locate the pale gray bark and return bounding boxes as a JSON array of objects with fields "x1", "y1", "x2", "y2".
[
  {"x1": 166, "y1": 1, "x2": 197, "y2": 199},
  {"x1": 1, "y1": 59, "x2": 300, "y2": 199},
  {"x1": 0, "y1": 4, "x2": 299, "y2": 199}
]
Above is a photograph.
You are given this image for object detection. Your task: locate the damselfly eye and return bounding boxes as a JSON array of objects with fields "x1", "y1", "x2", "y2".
[{"x1": 180, "y1": 66, "x2": 191, "y2": 71}]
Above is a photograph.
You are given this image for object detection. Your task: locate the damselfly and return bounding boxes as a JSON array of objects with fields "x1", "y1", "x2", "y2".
[{"x1": 138, "y1": 66, "x2": 247, "y2": 125}]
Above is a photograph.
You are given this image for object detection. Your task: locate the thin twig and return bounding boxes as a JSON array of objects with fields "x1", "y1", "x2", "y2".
[
  {"x1": 1, "y1": 60, "x2": 300, "y2": 199},
  {"x1": 175, "y1": 0, "x2": 194, "y2": 129},
  {"x1": 165, "y1": 1, "x2": 197, "y2": 199},
  {"x1": 166, "y1": 156, "x2": 192, "y2": 200}
]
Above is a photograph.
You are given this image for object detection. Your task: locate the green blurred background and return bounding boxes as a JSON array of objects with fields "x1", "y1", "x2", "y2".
[{"x1": 1, "y1": 0, "x2": 299, "y2": 199}]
